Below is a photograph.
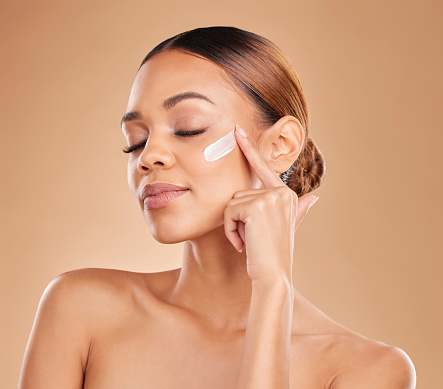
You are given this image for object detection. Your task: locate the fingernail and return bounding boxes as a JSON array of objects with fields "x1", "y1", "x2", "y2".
[
  {"x1": 237, "y1": 248, "x2": 243, "y2": 253},
  {"x1": 236, "y1": 125, "x2": 248, "y2": 137},
  {"x1": 309, "y1": 197, "x2": 319, "y2": 209}
]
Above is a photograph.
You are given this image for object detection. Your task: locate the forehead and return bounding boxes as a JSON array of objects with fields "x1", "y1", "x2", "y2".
[{"x1": 126, "y1": 50, "x2": 243, "y2": 112}]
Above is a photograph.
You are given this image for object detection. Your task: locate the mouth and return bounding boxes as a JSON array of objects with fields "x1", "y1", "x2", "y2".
[
  {"x1": 141, "y1": 181, "x2": 190, "y2": 210},
  {"x1": 146, "y1": 189, "x2": 189, "y2": 198},
  {"x1": 143, "y1": 188, "x2": 189, "y2": 210},
  {"x1": 141, "y1": 181, "x2": 189, "y2": 201}
]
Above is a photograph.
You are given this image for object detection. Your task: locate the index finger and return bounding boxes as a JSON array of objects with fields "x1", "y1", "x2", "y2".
[{"x1": 234, "y1": 124, "x2": 286, "y2": 189}]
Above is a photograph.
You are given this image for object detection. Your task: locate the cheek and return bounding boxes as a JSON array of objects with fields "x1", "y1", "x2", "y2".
[
  {"x1": 127, "y1": 169, "x2": 147, "y2": 217},
  {"x1": 203, "y1": 128, "x2": 236, "y2": 161},
  {"x1": 198, "y1": 141, "x2": 252, "y2": 196},
  {"x1": 127, "y1": 159, "x2": 140, "y2": 197}
]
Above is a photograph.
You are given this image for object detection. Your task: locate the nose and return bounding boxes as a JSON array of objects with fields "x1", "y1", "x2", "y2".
[{"x1": 137, "y1": 131, "x2": 175, "y2": 174}]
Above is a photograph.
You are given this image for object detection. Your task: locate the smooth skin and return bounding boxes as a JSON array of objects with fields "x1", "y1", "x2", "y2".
[{"x1": 18, "y1": 50, "x2": 416, "y2": 388}]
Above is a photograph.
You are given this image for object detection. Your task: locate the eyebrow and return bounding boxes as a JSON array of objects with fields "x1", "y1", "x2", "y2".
[{"x1": 120, "y1": 91, "x2": 215, "y2": 128}]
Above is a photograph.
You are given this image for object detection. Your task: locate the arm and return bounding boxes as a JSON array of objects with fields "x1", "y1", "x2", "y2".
[
  {"x1": 225, "y1": 126, "x2": 317, "y2": 388},
  {"x1": 18, "y1": 273, "x2": 91, "y2": 389},
  {"x1": 234, "y1": 279, "x2": 294, "y2": 389}
]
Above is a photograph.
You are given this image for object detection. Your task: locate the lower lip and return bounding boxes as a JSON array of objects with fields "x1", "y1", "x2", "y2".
[{"x1": 143, "y1": 190, "x2": 189, "y2": 210}]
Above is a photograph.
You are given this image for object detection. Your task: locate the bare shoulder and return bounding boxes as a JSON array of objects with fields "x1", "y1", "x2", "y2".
[
  {"x1": 291, "y1": 292, "x2": 416, "y2": 388},
  {"x1": 19, "y1": 268, "x2": 160, "y2": 388},
  {"x1": 51, "y1": 267, "x2": 146, "y2": 295},
  {"x1": 46, "y1": 267, "x2": 179, "y2": 318},
  {"x1": 20, "y1": 268, "x2": 146, "y2": 388},
  {"x1": 327, "y1": 330, "x2": 416, "y2": 389},
  {"x1": 46, "y1": 267, "x2": 152, "y2": 318}
]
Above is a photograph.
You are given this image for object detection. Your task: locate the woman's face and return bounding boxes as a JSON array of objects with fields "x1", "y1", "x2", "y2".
[{"x1": 122, "y1": 49, "x2": 262, "y2": 243}]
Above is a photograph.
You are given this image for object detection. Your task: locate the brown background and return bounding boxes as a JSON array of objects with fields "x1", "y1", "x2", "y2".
[{"x1": 1, "y1": 0, "x2": 441, "y2": 387}]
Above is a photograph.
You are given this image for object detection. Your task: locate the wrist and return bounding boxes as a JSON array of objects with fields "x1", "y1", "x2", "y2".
[{"x1": 251, "y1": 276, "x2": 293, "y2": 298}]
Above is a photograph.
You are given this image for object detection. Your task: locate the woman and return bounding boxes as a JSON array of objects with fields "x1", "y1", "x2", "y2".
[{"x1": 18, "y1": 26, "x2": 416, "y2": 388}]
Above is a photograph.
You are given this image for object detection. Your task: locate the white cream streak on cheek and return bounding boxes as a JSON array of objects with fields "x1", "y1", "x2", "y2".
[{"x1": 203, "y1": 128, "x2": 237, "y2": 161}]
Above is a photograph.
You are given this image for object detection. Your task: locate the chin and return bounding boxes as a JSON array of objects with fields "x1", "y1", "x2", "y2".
[
  {"x1": 146, "y1": 221, "x2": 183, "y2": 244},
  {"x1": 150, "y1": 229, "x2": 187, "y2": 245},
  {"x1": 148, "y1": 223, "x2": 200, "y2": 245},
  {"x1": 148, "y1": 217, "x2": 224, "y2": 245}
]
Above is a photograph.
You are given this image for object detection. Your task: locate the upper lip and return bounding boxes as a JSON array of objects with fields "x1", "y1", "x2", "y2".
[{"x1": 141, "y1": 182, "x2": 189, "y2": 200}]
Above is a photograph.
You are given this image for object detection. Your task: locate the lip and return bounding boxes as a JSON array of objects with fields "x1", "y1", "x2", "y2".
[
  {"x1": 141, "y1": 182, "x2": 189, "y2": 200},
  {"x1": 141, "y1": 182, "x2": 189, "y2": 209},
  {"x1": 143, "y1": 189, "x2": 189, "y2": 210}
]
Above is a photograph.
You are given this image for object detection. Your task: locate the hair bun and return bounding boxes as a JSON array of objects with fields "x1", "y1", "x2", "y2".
[{"x1": 280, "y1": 138, "x2": 326, "y2": 197}]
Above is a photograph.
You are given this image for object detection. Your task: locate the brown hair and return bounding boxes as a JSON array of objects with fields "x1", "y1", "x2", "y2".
[{"x1": 138, "y1": 26, "x2": 325, "y2": 196}]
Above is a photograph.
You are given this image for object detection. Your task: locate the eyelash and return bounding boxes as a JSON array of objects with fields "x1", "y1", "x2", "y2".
[{"x1": 122, "y1": 129, "x2": 207, "y2": 154}]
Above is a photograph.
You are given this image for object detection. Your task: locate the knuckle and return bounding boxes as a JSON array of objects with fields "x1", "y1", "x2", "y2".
[
  {"x1": 266, "y1": 191, "x2": 280, "y2": 206},
  {"x1": 232, "y1": 190, "x2": 245, "y2": 199},
  {"x1": 253, "y1": 197, "x2": 267, "y2": 211},
  {"x1": 277, "y1": 185, "x2": 294, "y2": 201},
  {"x1": 227, "y1": 198, "x2": 240, "y2": 208},
  {"x1": 275, "y1": 185, "x2": 289, "y2": 194}
]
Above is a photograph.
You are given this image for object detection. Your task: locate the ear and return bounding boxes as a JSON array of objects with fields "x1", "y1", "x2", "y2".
[{"x1": 258, "y1": 115, "x2": 305, "y2": 174}]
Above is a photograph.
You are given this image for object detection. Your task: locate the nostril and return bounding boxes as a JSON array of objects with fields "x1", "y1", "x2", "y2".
[{"x1": 137, "y1": 148, "x2": 175, "y2": 170}]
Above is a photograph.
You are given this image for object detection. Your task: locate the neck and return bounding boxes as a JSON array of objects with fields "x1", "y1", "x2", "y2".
[{"x1": 169, "y1": 225, "x2": 252, "y2": 334}]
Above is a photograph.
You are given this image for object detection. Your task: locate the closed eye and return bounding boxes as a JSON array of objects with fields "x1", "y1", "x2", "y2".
[
  {"x1": 122, "y1": 129, "x2": 207, "y2": 153},
  {"x1": 174, "y1": 129, "x2": 207, "y2": 137}
]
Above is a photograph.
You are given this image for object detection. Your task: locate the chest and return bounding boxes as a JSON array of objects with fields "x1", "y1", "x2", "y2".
[{"x1": 83, "y1": 310, "x2": 334, "y2": 389}]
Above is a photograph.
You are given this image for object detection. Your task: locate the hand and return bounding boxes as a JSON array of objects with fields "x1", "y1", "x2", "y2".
[{"x1": 224, "y1": 125, "x2": 319, "y2": 286}]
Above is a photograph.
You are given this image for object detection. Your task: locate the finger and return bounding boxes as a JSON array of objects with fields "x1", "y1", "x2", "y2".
[
  {"x1": 237, "y1": 220, "x2": 246, "y2": 246},
  {"x1": 234, "y1": 125, "x2": 286, "y2": 189},
  {"x1": 294, "y1": 195, "x2": 318, "y2": 230},
  {"x1": 229, "y1": 187, "x2": 295, "y2": 207},
  {"x1": 224, "y1": 202, "x2": 247, "y2": 252},
  {"x1": 232, "y1": 188, "x2": 270, "y2": 199}
]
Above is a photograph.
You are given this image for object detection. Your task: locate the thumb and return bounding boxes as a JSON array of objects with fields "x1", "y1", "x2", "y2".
[
  {"x1": 307, "y1": 196, "x2": 319, "y2": 211},
  {"x1": 295, "y1": 195, "x2": 319, "y2": 229}
]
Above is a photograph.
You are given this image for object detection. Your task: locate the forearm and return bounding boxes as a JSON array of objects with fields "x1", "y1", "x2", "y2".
[{"x1": 234, "y1": 278, "x2": 294, "y2": 389}]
